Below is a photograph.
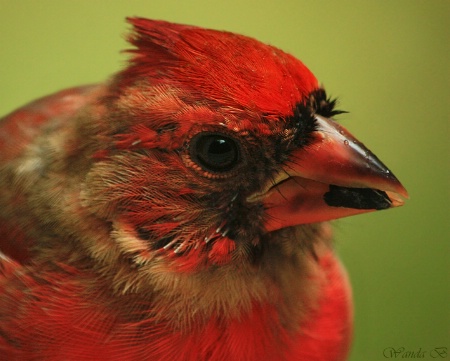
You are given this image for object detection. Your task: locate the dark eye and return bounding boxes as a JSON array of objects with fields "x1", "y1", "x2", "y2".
[{"x1": 190, "y1": 132, "x2": 240, "y2": 172}]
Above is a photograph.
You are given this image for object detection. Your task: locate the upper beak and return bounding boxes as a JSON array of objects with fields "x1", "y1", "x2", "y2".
[{"x1": 249, "y1": 115, "x2": 408, "y2": 232}]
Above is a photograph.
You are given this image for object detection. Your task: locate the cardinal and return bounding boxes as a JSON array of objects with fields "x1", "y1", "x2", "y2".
[{"x1": 0, "y1": 18, "x2": 407, "y2": 360}]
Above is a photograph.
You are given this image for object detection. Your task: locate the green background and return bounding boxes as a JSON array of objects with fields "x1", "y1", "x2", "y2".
[{"x1": 1, "y1": 1, "x2": 448, "y2": 360}]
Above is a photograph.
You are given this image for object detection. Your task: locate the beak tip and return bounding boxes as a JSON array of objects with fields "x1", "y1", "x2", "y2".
[
  {"x1": 385, "y1": 179, "x2": 409, "y2": 207},
  {"x1": 388, "y1": 175, "x2": 409, "y2": 200}
]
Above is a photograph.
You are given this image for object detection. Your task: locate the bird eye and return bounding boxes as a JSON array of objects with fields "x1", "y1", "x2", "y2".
[{"x1": 190, "y1": 132, "x2": 240, "y2": 172}]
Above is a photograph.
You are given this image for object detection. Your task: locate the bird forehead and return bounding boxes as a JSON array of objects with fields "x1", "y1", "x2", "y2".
[{"x1": 116, "y1": 82, "x2": 289, "y2": 137}]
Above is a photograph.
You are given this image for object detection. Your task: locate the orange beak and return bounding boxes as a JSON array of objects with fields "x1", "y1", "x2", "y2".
[{"x1": 248, "y1": 115, "x2": 408, "y2": 232}]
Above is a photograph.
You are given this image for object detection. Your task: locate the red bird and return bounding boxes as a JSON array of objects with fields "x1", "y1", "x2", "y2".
[{"x1": 0, "y1": 18, "x2": 407, "y2": 360}]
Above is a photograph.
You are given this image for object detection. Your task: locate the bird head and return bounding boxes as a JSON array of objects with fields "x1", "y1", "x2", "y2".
[{"x1": 81, "y1": 18, "x2": 407, "y2": 281}]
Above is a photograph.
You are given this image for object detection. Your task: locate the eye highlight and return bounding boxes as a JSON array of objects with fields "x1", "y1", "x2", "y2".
[{"x1": 190, "y1": 132, "x2": 240, "y2": 173}]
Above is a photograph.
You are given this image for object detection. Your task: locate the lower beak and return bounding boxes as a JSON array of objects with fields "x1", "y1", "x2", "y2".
[{"x1": 250, "y1": 115, "x2": 408, "y2": 232}]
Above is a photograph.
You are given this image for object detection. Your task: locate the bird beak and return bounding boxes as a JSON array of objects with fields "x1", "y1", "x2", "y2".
[{"x1": 249, "y1": 115, "x2": 409, "y2": 232}]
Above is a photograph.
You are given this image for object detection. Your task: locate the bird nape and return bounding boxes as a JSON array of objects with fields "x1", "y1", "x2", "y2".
[{"x1": 0, "y1": 17, "x2": 407, "y2": 361}]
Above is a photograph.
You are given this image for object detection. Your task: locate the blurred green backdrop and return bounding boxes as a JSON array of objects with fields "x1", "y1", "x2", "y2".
[{"x1": 0, "y1": 1, "x2": 448, "y2": 360}]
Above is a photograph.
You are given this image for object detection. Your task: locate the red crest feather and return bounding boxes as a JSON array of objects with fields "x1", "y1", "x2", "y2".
[{"x1": 117, "y1": 18, "x2": 319, "y2": 118}]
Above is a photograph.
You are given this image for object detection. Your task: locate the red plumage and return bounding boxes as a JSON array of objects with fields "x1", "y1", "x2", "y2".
[{"x1": 0, "y1": 18, "x2": 407, "y2": 360}]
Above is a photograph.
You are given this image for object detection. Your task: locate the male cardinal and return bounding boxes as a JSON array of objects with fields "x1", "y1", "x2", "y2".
[{"x1": 0, "y1": 18, "x2": 407, "y2": 361}]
